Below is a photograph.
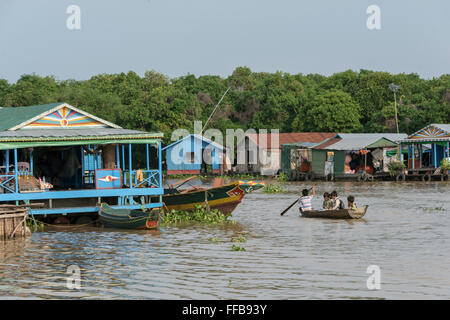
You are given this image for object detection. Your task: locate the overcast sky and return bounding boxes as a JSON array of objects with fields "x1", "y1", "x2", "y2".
[{"x1": 1, "y1": 0, "x2": 449, "y2": 83}]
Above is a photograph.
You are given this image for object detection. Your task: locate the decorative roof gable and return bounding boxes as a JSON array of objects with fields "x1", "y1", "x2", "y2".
[
  {"x1": 407, "y1": 124, "x2": 450, "y2": 140},
  {"x1": 9, "y1": 103, "x2": 121, "y2": 130}
]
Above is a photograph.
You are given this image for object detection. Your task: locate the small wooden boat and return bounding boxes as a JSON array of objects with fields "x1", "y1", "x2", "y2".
[
  {"x1": 98, "y1": 203, "x2": 160, "y2": 229},
  {"x1": 159, "y1": 182, "x2": 246, "y2": 214},
  {"x1": 300, "y1": 205, "x2": 368, "y2": 219}
]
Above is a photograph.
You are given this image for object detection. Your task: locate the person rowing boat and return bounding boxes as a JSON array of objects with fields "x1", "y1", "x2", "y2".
[{"x1": 298, "y1": 185, "x2": 316, "y2": 213}]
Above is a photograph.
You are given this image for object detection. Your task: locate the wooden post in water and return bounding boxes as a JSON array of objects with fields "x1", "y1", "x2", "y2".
[{"x1": 0, "y1": 205, "x2": 29, "y2": 240}]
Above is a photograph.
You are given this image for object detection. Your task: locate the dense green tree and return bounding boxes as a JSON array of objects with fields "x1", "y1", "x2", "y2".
[
  {"x1": 306, "y1": 90, "x2": 362, "y2": 132},
  {"x1": 3, "y1": 74, "x2": 59, "y2": 107},
  {"x1": 0, "y1": 68, "x2": 448, "y2": 139}
]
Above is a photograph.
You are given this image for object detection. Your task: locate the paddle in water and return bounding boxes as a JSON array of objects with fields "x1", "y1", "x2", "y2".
[{"x1": 280, "y1": 186, "x2": 313, "y2": 216}]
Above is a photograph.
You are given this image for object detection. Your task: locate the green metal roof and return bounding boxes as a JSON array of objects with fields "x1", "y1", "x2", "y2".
[
  {"x1": 0, "y1": 103, "x2": 63, "y2": 131},
  {"x1": 0, "y1": 103, "x2": 164, "y2": 149},
  {"x1": 365, "y1": 137, "x2": 399, "y2": 149}
]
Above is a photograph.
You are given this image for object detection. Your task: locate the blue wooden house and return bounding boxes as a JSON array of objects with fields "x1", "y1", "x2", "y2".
[
  {"x1": 0, "y1": 102, "x2": 164, "y2": 221},
  {"x1": 399, "y1": 124, "x2": 450, "y2": 170},
  {"x1": 163, "y1": 134, "x2": 225, "y2": 175}
]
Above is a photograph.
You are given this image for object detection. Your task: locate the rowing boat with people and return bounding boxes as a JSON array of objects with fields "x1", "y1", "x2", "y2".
[{"x1": 300, "y1": 205, "x2": 368, "y2": 219}]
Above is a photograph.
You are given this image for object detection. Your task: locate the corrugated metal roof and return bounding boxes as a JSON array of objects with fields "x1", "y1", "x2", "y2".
[
  {"x1": 0, "y1": 103, "x2": 62, "y2": 131},
  {"x1": 282, "y1": 142, "x2": 319, "y2": 148},
  {"x1": 314, "y1": 137, "x2": 342, "y2": 149},
  {"x1": 247, "y1": 132, "x2": 336, "y2": 149},
  {"x1": 0, "y1": 128, "x2": 154, "y2": 138},
  {"x1": 366, "y1": 137, "x2": 399, "y2": 148},
  {"x1": 162, "y1": 133, "x2": 225, "y2": 151},
  {"x1": 319, "y1": 133, "x2": 407, "y2": 150}
]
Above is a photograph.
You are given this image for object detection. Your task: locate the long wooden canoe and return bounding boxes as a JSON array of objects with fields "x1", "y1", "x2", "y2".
[
  {"x1": 300, "y1": 205, "x2": 368, "y2": 219},
  {"x1": 98, "y1": 203, "x2": 160, "y2": 230},
  {"x1": 159, "y1": 182, "x2": 246, "y2": 214}
]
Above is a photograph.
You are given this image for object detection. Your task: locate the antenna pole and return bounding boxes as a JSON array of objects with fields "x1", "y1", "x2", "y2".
[{"x1": 201, "y1": 86, "x2": 231, "y2": 135}]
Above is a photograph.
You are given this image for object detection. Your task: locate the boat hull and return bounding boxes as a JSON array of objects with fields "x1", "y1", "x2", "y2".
[
  {"x1": 238, "y1": 180, "x2": 265, "y2": 193},
  {"x1": 300, "y1": 205, "x2": 368, "y2": 219},
  {"x1": 99, "y1": 204, "x2": 160, "y2": 230},
  {"x1": 161, "y1": 182, "x2": 245, "y2": 214}
]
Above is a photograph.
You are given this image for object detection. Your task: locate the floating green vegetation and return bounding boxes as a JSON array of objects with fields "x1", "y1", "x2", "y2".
[
  {"x1": 421, "y1": 206, "x2": 446, "y2": 212},
  {"x1": 277, "y1": 172, "x2": 289, "y2": 182},
  {"x1": 262, "y1": 184, "x2": 286, "y2": 194},
  {"x1": 26, "y1": 218, "x2": 44, "y2": 232},
  {"x1": 441, "y1": 158, "x2": 450, "y2": 171},
  {"x1": 232, "y1": 234, "x2": 247, "y2": 243},
  {"x1": 231, "y1": 244, "x2": 246, "y2": 252},
  {"x1": 387, "y1": 161, "x2": 406, "y2": 176},
  {"x1": 216, "y1": 173, "x2": 263, "y2": 180},
  {"x1": 210, "y1": 237, "x2": 219, "y2": 244},
  {"x1": 230, "y1": 233, "x2": 248, "y2": 251},
  {"x1": 161, "y1": 205, "x2": 231, "y2": 226}
]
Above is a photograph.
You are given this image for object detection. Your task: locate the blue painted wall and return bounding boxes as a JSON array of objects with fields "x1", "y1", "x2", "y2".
[{"x1": 165, "y1": 135, "x2": 222, "y2": 172}]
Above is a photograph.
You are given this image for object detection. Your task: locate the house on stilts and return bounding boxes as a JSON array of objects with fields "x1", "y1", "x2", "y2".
[
  {"x1": 0, "y1": 102, "x2": 164, "y2": 222},
  {"x1": 163, "y1": 134, "x2": 227, "y2": 175},
  {"x1": 399, "y1": 124, "x2": 450, "y2": 180}
]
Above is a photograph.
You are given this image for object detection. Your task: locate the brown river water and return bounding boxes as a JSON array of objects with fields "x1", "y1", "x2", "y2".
[{"x1": 0, "y1": 180, "x2": 449, "y2": 299}]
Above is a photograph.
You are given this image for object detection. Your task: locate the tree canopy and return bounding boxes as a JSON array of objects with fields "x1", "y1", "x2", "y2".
[{"x1": 1, "y1": 68, "x2": 449, "y2": 143}]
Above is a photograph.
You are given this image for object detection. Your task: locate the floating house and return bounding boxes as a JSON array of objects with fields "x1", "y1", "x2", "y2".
[
  {"x1": 0, "y1": 102, "x2": 164, "y2": 220},
  {"x1": 280, "y1": 142, "x2": 321, "y2": 179},
  {"x1": 236, "y1": 132, "x2": 336, "y2": 175},
  {"x1": 311, "y1": 133, "x2": 407, "y2": 178},
  {"x1": 163, "y1": 134, "x2": 225, "y2": 175},
  {"x1": 399, "y1": 124, "x2": 450, "y2": 172}
]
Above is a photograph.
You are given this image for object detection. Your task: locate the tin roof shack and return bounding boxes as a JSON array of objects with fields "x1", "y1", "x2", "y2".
[
  {"x1": 312, "y1": 133, "x2": 407, "y2": 179},
  {"x1": 0, "y1": 103, "x2": 164, "y2": 221},
  {"x1": 399, "y1": 124, "x2": 450, "y2": 174},
  {"x1": 236, "y1": 132, "x2": 335, "y2": 176},
  {"x1": 163, "y1": 134, "x2": 225, "y2": 175},
  {"x1": 281, "y1": 142, "x2": 321, "y2": 180}
]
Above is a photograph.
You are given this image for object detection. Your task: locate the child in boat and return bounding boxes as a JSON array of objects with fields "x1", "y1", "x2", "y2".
[
  {"x1": 298, "y1": 186, "x2": 316, "y2": 212},
  {"x1": 322, "y1": 192, "x2": 333, "y2": 209},
  {"x1": 347, "y1": 195, "x2": 357, "y2": 210},
  {"x1": 330, "y1": 190, "x2": 345, "y2": 210}
]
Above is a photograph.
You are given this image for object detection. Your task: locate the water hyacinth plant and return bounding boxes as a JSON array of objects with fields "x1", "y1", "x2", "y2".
[
  {"x1": 26, "y1": 217, "x2": 44, "y2": 232},
  {"x1": 160, "y1": 205, "x2": 230, "y2": 226},
  {"x1": 387, "y1": 160, "x2": 406, "y2": 176},
  {"x1": 277, "y1": 172, "x2": 289, "y2": 182},
  {"x1": 231, "y1": 244, "x2": 246, "y2": 251},
  {"x1": 232, "y1": 234, "x2": 247, "y2": 243},
  {"x1": 441, "y1": 158, "x2": 450, "y2": 171},
  {"x1": 262, "y1": 184, "x2": 286, "y2": 194}
]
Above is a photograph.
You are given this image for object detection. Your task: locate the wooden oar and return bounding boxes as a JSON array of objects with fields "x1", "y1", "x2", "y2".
[
  {"x1": 280, "y1": 187, "x2": 313, "y2": 216},
  {"x1": 168, "y1": 176, "x2": 197, "y2": 189},
  {"x1": 280, "y1": 199, "x2": 299, "y2": 216}
]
